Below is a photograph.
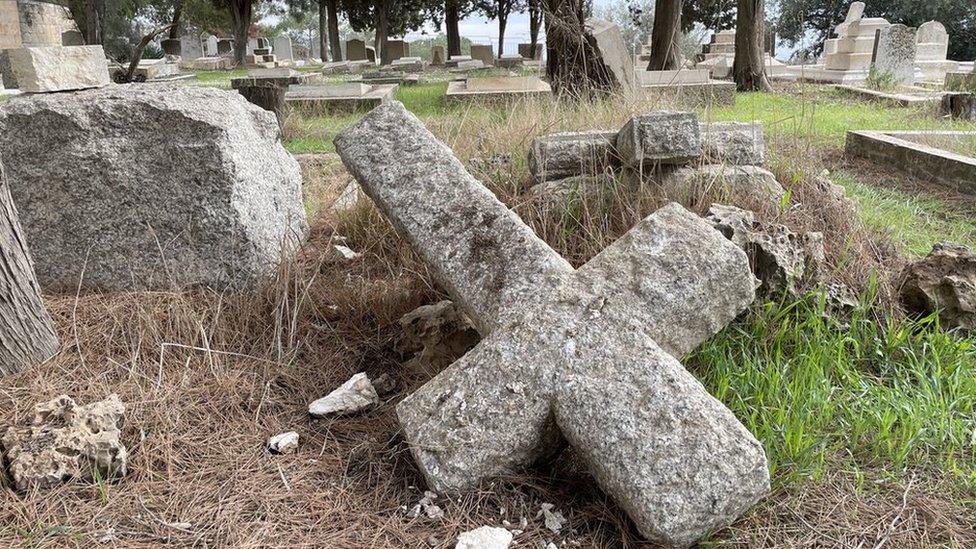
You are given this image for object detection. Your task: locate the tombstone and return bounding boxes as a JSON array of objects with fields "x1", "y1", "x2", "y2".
[
  {"x1": 274, "y1": 35, "x2": 294, "y2": 61},
  {"x1": 286, "y1": 82, "x2": 397, "y2": 112},
  {"x1": 384, "y1": 39, "x2": 409, "y2": 63},
  {"x1": 470, "y1": 44, "x2": 494, "y2": 65},
  {"x1": 366, "y1": 45, "x2": 376, "y2": 63},
  {"x1": 823, "y1": 2, "x2": 889, "y2": 73},
  {"x1": 446, "y1": 75, "x2": 551, "y2": 101},
  {"x1": 585, "y1": 19, "x2": 637, "y2": 94},
  {"x1": 518, "y1": 42, "x2": 542, "y2": 60},
  {"x1": 231, "y1": 68, "x2": 310, "y2": 126},
  {"x1": 334, "y1": 102, "x2": 769, "y2": 548},
  {"x1": 873, "y1": 24, "x2": 917, "y2": 87},
  {"x1": 180, "y1": 34, "x2": 204, "y2": 60},
  {"x1": 217, "y1": 38, "x2": 234, "y2": 55},
  {"x1": 0, "y1": 152, "x2": 60, "y2": 378},
  {"x1": 247, "y1": 38, "x2": 258, "y2": 54},
  {"x1": 205, "y1": 35, "x2": 219, "y2": 57},
  {"x1": 256, "y1": 37, "x2": 270, "y2": 50},
  {"x1": 0, "y1": 86, "x2": 308, "y2": 291},
  {"x1": 915, "y1": 21, "x2": 957, "y2": 82},
  {"x1": 431, "y1": 45, "x2": 444, "y2": 65},
  {"x1": 347, "y1": 39, "x2": 367, "y2": 61},
  {"x1": 6, "y1": 45, "x2": 109, "y2": 93}
]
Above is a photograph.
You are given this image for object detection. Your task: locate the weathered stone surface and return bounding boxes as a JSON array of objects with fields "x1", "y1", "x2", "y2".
[
  {"x1": 7, "y1": 45, "x2": 110, "y2": 92},
  {"x1": 268, "y1": 431, "x2": 299, "y2": 454},
  {"x1": 337, "y1": 102, "x2": 768, "y2": 547},
  {"x1": 527, "y1": 173, "x2": 617, "y2": 210},
  {"x1": 899, "y1": 242, "x2": 976, "y2": 331},
  {"x1": 0, "y1": 85, "x2": 308, "y2": 291},
  {"x1": 585, "y1": 19, "x2": 637, "y2": 94},
  {"x1": 2, "y1": 394, "x2": 127, "y2": 491},
  {"x1": 455, "y1": 526, "x2": 513, "y2": 549},
  {"x1": 616, "y1": 112, "x2": 702, "y2": 168},
  {"x1": 334, "y1": 101, "x2": 574, "y2": 335},
  {"x1": 395, "y1": 300, "x2": 479, "y2": 373},
  {"x1": 707, "y1": 204, "x2": 819, "y2": 295},
  {"x1": 527, "y1": 130, "x2": 619, "y2": 182},
  {"x1": 659, "y1": 165, "x2": 785, "y2": 207},
  {"x1": 874, "y1": 24, "x2": 918, "y2": 87},
  {"x1": 700, "y1": 121, "x2": 766, "y2": 166},
  {"x1": 308, "y1": 372, "x2": 379, "y2": 417}
]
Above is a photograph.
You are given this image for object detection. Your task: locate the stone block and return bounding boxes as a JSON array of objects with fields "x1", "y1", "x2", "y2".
[
  {"x1": 528, "y1": 130, "x2": 619, "y2": 181},
  {"x1": 700, "y1": 121, "x2": 766, "y2": 166},
  {"x1": 0, "y1": 85, "x2": 308, "y2": 291},
  {"x1": 585, "y1": 19, "x2": 636, "y2": 93},
  {"x1": 7, "y1": 45, "x2": 109, "y2": 92},
  {"x1": 616, "y1": 111, "x2": 702, "y2": 167},
  {"x1": 470, "y1": 44, "x2": 494, "y2": 65}
]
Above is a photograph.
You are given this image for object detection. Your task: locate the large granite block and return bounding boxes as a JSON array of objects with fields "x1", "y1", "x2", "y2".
[
  {"x1": 7, "y1": 45, "x2": 110, "y2": 92},
  {"x1": 616, "y1": 111, "x2": 702, "y2": 167}
]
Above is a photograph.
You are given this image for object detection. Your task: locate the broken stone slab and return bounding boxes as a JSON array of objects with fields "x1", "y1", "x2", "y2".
[
  {"x1": 328, "y1": 244, "x2": 361, "y2": 262},
  {"x1": 585, "y1": 19, "x2": 637, "y2": 94},
  {"x1": 455, "y1": 526, "x2": 513, "y2": 549},
  {"x1": 0, "y1": 85, "x2": 308, "y2": 291},
  {"x1": 899, "y1": 242, "x2": 976, "y2": 332},
  {"x1": 268, "y1": 431, "x2": 299, "y2": 454},
  {"x1": 706, "y1": 204, "x2": 823, "y2": 296},
  {"x1": 337, "y1": 102, "x2": 768, "y2": 546},
  {"x1": 2, "y1": 394, "x2": 127, "y2": 491},
  {"x1": 527, "y1": 130, "x2": 619, "y2": 182},
  {"x1": 308, "y1": 372, "x2": 380, "y2": 417},
  {"x1": 6, "y1": 46, "x2": 110, "y2": 93},
  {"x1": 334, "y1": 101, "x2": 574, "y2": 335},
  {"x1": 395, "y1": 300, "x2": 480, "y2": 373},
  {"x1": 526, "y1": 173, "x2": 618, "y2": 213},
  {"x1": 616, "y1": 111, "x2": 702, "y2": 169},
  {"x1": 659, "y1": 165, "x2": 786, "y2": 207},
  {"x1": 700, "y1": 121, "x2": 766, "y2": 166}
]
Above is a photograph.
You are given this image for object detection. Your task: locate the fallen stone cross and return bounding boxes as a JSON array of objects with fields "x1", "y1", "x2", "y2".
[{"x1": 335, "y1": 102, "x2": 770, "y2": 548}]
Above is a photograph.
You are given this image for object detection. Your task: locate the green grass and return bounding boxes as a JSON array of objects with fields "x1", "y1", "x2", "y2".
[
  {"x1": 188, "y1": 68, "x2": 247, "y2": 89},
  {"x1": 697, "y1": 291, "x2": 976, "y2": 492}
]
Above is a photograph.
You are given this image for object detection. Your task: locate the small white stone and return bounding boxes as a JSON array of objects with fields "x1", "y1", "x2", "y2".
[
  {"x1": 455, "y1": 526, "x2": 513, "y2": 549},
  {"x1": 267, "y1": 431, "x2": 299, "y2": 454},
  {"x1": 537, "y1": 504, "x2": 566, "y2": 533},
  {"x1": 329, "y1": 244, "x2": 361, "y2": 261},
  {"x1": 308, "y1": 373, "x2": 379, "y2": 417}
]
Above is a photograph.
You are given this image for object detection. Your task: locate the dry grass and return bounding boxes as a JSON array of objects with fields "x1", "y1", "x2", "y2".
[{"x1": 1, "y1": 95, "x2": 971, "y2": 548}]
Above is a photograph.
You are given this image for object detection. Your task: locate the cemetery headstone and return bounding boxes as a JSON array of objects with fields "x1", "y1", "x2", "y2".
[
  {"x1": 585, "y1": 19, "x2": 637, "y2": 94},
  {"x1": 205, "y1": 35, "x2": 218, "y2": 57},
  {"x1": 470, "y1": 44, "x2": 494, "y2": 65},
  {"x1": 384, "y1": 39, "x2": 409, "y2": 63},
  {"x1": 274, "y1": 34, "x2": 294, "y2": 61},
  {"x1": 873, "y1": 24, "x2": 917, "y2": 87},
  {"x1": 915, "y1": 21, "x2": 956, "y2": 81},
  {"x1": 180, "y1": 33, "x2": 204, "y2": 60},
  {"x1": 334, "y1": 101, "x2": 770, "y2": 547},
  {"x1": 431, "y1": 45, "x2": 444, "y2": 65},
  {"x1": 347, "y1": 38, "x2": 367, "y2": 61},
  {"x1": 0, "y1": 152, "x2": 59, "y2": 378},
  {"x1": 6, "y1": 45, "x2": 109, "y2": 92},
  {"x1": 518, "y1": 42, "x2": 543, "y2": 60},
  {"x1": 0, "y1": 86, "x2": 308, "y2": 291}
]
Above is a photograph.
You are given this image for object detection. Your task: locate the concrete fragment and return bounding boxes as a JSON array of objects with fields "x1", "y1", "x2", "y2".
[
  {"x1": 616, "y1": 112, "x2": 702, "y2": 168},
  {"x1": 2, "y1": 394, "x2": 127, "y2": 491},
  {"x1": 455, "y1": 526, "x2": 513, "y2": 549},
  {"x1": 659, "y1": 165, "x2": 785, "y2": 207},
  {"x1": 899, "y1": 242, "x2": 976, "y2": 331},
  {"x1": 329, "y1": 244, "x2": 361, "y2": 262},
  {"x1": 308, "y1": 373, "x2": 379, "y2": 417},
  {"x1": 395, "y1": 300, "x2": 480, "y2": 372},
  {"x1": 268, "y1": 431, "x2": 299, "y2": 454},
  {"x1": 6, "y1": 45, "x2": 110, "y2": 92},
  {"x1": 0, "y1": 85, "x2": 308, "y2": 291},
  {"x1": 700, "y1": 121, "x2": 766, "y2": 166},
  {"x1": 527, "y1": 130, "x2": 618, "y2": 182}
]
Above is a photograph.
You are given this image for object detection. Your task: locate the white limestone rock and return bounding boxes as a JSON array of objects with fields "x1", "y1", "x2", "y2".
[
  {"x1": 268, "y1": 431, "x2": 299, "y2": 454},
  {"x1": 0, "y1": 85, "x2": 308, "y2": 291},
  {"x1": 659, "y1": 165, "x2": 785, "y2": 206},
  {"x1": 455, "y1": 526, "x2": 513, "y2": 549},
  {"x1": 6, "y1": 46, "x2": 110, "y2": 93},
  {"x1": 527, "y1": 130, "x2": 619, "y2": 182},
  {"x1": 616, "y1": 112, "x2": 702, "y2": 167},
  {"x1": 308, "y1": 373, "x2": 380, "y2": 417},
  {"x1": 700, "y1": 121, "x2": 766, "y2": 166},
  {"x1": 1, "y1": 394, "x2": 127, "y2": 491}
]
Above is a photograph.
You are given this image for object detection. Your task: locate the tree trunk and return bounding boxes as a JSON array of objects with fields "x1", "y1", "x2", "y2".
[
  {"x1": 446, "y1": 0, "x2": 461, "y2": 57},
  {"x1": 733, "y1": 0, "x2": 772, "y2": 91},
  {"x1": 648, "y1": 0, "x2": 681, "y2": 70},
  {"x1": 528, "y1": 0, "x2": 542, "y2": 58},
  {"x1": 169, "y1": 1, "x2": 183, "y2": 39},
  {"x1": 543, "y1": 0, "x2": 615, "y2": 96},
  {"x1": 498, "y1": 7, "x2": 508, "y2": 59},
  {"x1": 318, "y1": 0, "x2": 329, "y2": 61},
  {"x1": 326, "y1": 0, "x2": 342, "y2": 61},
  {"x1": 79, "y1": 0, "x2": 104, "y2": 44},
  {"x1": 376, "y1": 0, "x2": 390, "y2": 65},
  {"x1": 237, "y1": 83, "x2": 287, "y2": 127},
  {"x1": 941, "y1": 93, "x2": 976, "y2": 121},
  {"x1": 0, "y1": 160, "x2": 59, "y2": 378},
  {"x1": 230, "y1": 0, "x2": 252, "y2": 67}
]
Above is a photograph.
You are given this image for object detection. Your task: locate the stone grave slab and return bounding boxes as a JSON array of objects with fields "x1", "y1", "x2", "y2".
[
  {"x1": 617, "y1": 111, "x2": 703, "y2": 168},
  {"x1": 873, "y1": 24, "x2": 918, "y2": 87},
  {"x1": 914, "y1": 21, "x2": 956, "y2": 82},
  {"x1": 334, "y1": 101, "x2": 769, "y2": 547},
  {"x1": 470, "y1": 44, "x2": 494, "y2": 66},
  {"x1": 286, "y1": 82, "x2": 397, "y2": 112},
  {"x1": 7, "y1": 45, "x2": 109, "y2": 92},
  {"x1": 585, "y1": 18, "x2": 636, "y2": 94},
  {"x1": 846, "y1": 130, "x2": 976, "y2": 195},
  {"x1": 446, "y1": 76, "x2": 551, "y2": 102}
]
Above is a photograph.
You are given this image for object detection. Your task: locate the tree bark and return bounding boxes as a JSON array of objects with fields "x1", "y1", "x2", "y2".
[
  {"x1": 528, "y1": 0, "x2": 542, "y2": 58},
  {"x1": 941, "y1": 93, "x2": 976, "y2": 121},
  {"x1": 375, "y1": 0, "x2": 390, "y2": 65},
  {"x1": 648, "y1": 0, "x2": 681, "y2": 70},
  {"x1": 0, "y1": 160, "x2": 59, "y2": 378},
  {"x1": 169, "y1": 1, "x2": 184, "y2": 39},
  {"x1": 733, "y1": 0, "x2": 772, "y2": 91},
  {"x1": 230, "y1": 0, "x2": 252, "y2": 66},
  {"x1": 78, "y1": 0, "x2": 104, "y2": 44},
  {"x1": 498, "y1": 1, "x2": 508, "y2": 59},
  {"x1": 543, "y1": 0, "x2": 615, "y2": 97},
  {"x1": 326, "y1": 0, "x2": 342, "y2": 61},
  {"x1": 237, "y1": 83, "x2": 287, "y2": 127},
  {"x1": 446, "y1": 0, "x2": 461, "y2": 57},
  {"x1": 318, "y1": 0, "x2": 329, "y2": 61}
]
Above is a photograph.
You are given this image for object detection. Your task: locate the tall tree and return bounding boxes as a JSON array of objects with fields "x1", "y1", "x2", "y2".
[
  {"x1": 325, "y1": 0, "x2": 342, "y2": 60},
  {"x1": 445, "y1": 0, "x2": 462, "y2": 56},
  {"x1": 212, "y1": 0, "x2": 261, "y2": 65},
  {"x1": 543, "y1": 0, "x2": 616, "y2": 96},
  {"x1": 343, "y1": 0, "x2": 435, "y2": 64},
  {"x1": 647, "y1": 0, "x2": 681, "y2": 70},
  {"x1": 475, "y1": 0, "x2": 525, "y2": 58},
  {"x1": 733, "y1": 0, "x2": 771, "y2": 90},
  {"x1": 527, "y1": 0, "x2": 542, "y2": 57}
]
